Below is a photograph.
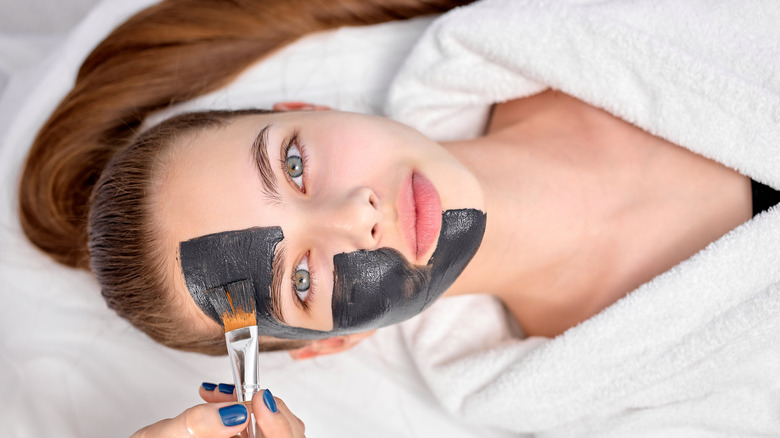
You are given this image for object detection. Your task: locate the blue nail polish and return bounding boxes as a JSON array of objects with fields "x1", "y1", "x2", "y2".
[
  {"x1": 218, "y1": 383, "x2": 235, "y2": 394},
  {"x1": 202, "y1": 382, "x2": 217, "y2": 391},
  {"x1": 263, "y1": 389, "x2": 278, "y2": 413},
  {"x1": 218, "y1": 404, "x2": 247, "y2": 427}
]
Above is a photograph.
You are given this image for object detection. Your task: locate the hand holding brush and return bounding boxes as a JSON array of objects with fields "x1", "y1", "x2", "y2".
[
  {"x1": 130, "y1": 383, "x2": 305, "y2": 437},
  {"x1": 130, "y1": 276, "x2": 306, "y2": 437},
  {"x1": 206, "y1": 279, "x2": 266, "y2": 438}
]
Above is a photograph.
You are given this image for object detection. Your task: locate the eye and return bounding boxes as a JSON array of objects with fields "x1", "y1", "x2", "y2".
[
  {"x1": 293, "y1": 254, "x2": 311, "y2": 303},
  {"x1": 285, "y1": 144, "x2": 304, "y2": 190}
]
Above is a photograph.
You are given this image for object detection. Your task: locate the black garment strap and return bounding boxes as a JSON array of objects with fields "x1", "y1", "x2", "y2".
[{"x1": 751, "y1": 179, "x2": 780, "y2": 217}]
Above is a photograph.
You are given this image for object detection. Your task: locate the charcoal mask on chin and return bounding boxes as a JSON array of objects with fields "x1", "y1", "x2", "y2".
[{"x1": 180, "y1": 209, "x2": 486, "y2": 339}]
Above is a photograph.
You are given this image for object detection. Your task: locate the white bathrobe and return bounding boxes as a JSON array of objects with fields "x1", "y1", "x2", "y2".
[{"x1": 385, "y1": 0, "x2": 780, "y2": 436}]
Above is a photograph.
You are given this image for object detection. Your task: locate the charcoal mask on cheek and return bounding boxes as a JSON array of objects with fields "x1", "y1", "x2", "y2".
[{"x1": 180, "y1": 209, "x2": 486, "y2": 339}]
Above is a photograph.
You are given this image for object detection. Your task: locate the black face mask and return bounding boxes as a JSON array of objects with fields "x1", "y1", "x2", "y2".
[{"x1": 180, "y1": 209, "x2": 486, "y2": 339}]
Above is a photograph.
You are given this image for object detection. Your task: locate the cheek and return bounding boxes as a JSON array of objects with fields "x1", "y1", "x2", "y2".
[
  {"x1": 331, "y1": 248, "x2": 431, "y2": 331},
  {"x1": 317, "y1": 122, "x2": 401, "y2": 173},
  {"x1": 318, "y1": 143, "x2": 401, "y2": 190}
]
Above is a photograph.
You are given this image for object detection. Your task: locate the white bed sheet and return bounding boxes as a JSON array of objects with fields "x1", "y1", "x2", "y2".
[{"x1": 0, "y1": 1, "x2": 517, "y2": 436}]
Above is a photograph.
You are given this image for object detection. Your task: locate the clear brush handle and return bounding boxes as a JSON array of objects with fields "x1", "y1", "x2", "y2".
[{"x1": 226, "y1": 326, "x2": 263, "y2": 438}]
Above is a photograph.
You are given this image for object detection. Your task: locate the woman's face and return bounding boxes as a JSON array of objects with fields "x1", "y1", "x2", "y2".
[{"x1": 158, "y1": 110, "x2": 484, "y2": 337}]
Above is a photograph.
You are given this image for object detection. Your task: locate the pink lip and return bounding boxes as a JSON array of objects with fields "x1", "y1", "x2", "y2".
[{"x1": 399, "y1": 171, "x2": 442, "y2": 261}]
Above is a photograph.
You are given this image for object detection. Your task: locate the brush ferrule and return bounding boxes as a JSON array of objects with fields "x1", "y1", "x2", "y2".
[{"x1": 225, "y1": 325, "x2": 261, "y2": 402}]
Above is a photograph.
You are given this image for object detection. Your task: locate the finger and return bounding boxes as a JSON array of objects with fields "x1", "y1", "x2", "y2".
[
  {"x1": 252, "y1": 389, "x2": 306, "y2": 438},
  {"x1": 132, "y1": 402, "x2": 248, "y2": 438},
  {"x1": 200, "y1": 382, "x2": 238, "y2": 403},
  {"x1": 274, "y1": 397, "x2": 306, "y2": 436}
]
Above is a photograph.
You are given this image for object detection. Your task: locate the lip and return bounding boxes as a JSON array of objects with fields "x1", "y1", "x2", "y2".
[{"x1": 398, "y1": 171, "x2": 442, "y2": 262}]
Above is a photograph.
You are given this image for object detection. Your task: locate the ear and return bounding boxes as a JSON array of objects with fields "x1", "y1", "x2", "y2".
[
  {"x1": 272, "y1": 101, "x2": 332, "y2": 112},
  {"x1": 288, "y1": 330, "x2": 376, "y2": 360}
]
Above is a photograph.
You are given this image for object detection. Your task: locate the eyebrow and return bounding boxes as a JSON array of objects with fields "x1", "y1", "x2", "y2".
[
  {"x1": 252, "y1": 124, "x2": 281, "y2": 204},
  {"x1": 270, "y1": 238, "x2": 288, "y2": 324}
]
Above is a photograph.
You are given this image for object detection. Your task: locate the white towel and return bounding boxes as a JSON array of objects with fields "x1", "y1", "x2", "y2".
[{"x1": 385, "y1": 0, "x2": 780, "y2": 435}]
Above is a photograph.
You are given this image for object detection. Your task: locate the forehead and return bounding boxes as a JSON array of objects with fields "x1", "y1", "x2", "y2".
[
  {"x1": 153, "y1": 115, "x2": 274, "y2": 335},
  {"x1": 158, "y1": 115, "x2": 271, "y2": 241}
]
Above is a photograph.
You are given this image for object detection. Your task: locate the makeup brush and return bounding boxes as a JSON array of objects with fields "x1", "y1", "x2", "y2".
[{"x1": 207, "y1": 280, "x2": 263, "y2": 438}]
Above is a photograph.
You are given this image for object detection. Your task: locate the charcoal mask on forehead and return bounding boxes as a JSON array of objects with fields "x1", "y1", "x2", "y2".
[{"x1": 180, "y1": 209, "x2": 486, "y2": 339}]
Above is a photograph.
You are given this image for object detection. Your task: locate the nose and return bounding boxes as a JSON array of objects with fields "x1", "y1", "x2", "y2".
[{"x1": 315, "y1": 187, "x2": 381, "y2": 250}]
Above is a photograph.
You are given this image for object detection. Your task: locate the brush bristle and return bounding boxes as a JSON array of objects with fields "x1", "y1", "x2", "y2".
[{"x1": 205, "y1": 280, "x2": 257, "y2": 332}]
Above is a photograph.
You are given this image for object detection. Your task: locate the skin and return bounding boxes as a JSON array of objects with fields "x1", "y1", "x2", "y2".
[
  {"x1": 156, "y1": 101, "x2": 484, "y2": 350},
  {"x1": 156, "y1": 93, "x2": 752, "y2": 358},
  {"x1": 132, "y1": 385, "x2": 304, "y2": 437}
]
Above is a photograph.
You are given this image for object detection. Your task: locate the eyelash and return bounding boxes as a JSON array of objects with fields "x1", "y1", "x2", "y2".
[
  {"x1": 292, "y1": 251, "x2": 316, "y2": 311},
  {"x1": 280, "y1": 130, "x2": 315, "y2": 311},
  {"x1": 280, "y1": 130, "x2": 308, "y2": 194}
]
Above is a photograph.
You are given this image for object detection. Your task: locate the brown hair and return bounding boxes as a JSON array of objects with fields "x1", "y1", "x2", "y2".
[{"x1": 18, "y1": 0, "x2": 474, "y2": 355}]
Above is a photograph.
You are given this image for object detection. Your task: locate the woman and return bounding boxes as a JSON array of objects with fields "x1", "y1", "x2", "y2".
[{"x1": 17, "y1": 0, "x2": 780, "y2": 436}]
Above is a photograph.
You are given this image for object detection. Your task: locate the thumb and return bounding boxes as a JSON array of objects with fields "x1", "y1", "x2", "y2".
[{"x1": 131, "y1": 402, "x2": 249, "y2": 438}]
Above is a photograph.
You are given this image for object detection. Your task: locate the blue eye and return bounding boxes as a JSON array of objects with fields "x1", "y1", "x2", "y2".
[
  {"x1": 285, "y1": 144, "x2": 304, "y2": 189},
  {"x1": 293, "y1": 255, "x2": 310, "y2": 302}
]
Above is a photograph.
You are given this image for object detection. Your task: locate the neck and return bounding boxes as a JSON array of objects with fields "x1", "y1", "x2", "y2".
[
  {"x1": 437, "y1": 94, "x2": 628, "y2": 313},
  {"x1": 436, "y1": 90, "x2": 752, "y2": 338}
]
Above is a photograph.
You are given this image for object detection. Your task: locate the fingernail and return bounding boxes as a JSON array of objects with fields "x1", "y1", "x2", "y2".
[
  {"x1": 218, "y1": 383, "x2": 235, "y2": 394},
  {"x1": 218, "y1": 404, "x2": 247, "y2": 427},
  {"x1": 263, "y1": 389, "x2": 278, "y2": 413},
  {"x1": 201, "y1": 382, "x2": 217, "y2": 391}
]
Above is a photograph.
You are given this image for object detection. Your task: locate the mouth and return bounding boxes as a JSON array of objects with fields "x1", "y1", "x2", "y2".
[{"x1": 399, "y1": 171, "x2": 442, "y2": 262}]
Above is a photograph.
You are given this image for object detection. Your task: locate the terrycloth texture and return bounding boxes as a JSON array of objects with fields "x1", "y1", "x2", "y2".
[{"x1": 386, "y1": 0, "x2": 780, "y2": 435}]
